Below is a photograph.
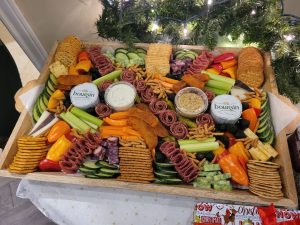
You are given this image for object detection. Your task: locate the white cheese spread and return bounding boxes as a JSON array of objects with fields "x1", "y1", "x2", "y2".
[
  {"x1": 70, "y1": 83, "x2": 99, "y2": 109},
  {"x1": 211, "y1": 94, "x2": 242, "y2": 124},
  {"x1": 105, "y1": 81, "x2": 136, "y2": 111}
]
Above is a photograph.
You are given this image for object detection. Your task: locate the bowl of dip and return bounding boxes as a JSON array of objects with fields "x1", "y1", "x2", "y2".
[
  {"x1": 175, "y1": 87, "x2": 208, "y2": 118},
  {"x1": 105, "y1": 81, "x2": 137, "y2": 111}
]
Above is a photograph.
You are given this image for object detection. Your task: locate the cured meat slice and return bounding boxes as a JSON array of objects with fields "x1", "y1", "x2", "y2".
[
  {"x1": 120, "y1": 69, "x2": 136, "y2": 84},
  {"x1": 196, "y1": 113, "x2": 215, "y2": 127},
  {"x1": 204, "y1": 90, "x2": 215, "y2": 103},
  {"x1": 185, "y1": 51, "x2": 213, "y2": 75},
  {"x1": 159, "y1": 110, "x2": 177, "y2": 127},
  {"x1": 87, "y1": 46, "x2": 114, "y2": 75},
  {"x1": 170, "y1": 121, "x2": 188, "y2": 139},
  {"x1": 149, "y1": 99, "x2": 168, "y2": 115},
  {"x1": 134, "y1": 79, "x2": 147, "y2": 93},
  {"x1": 95, "y1": 103, "x2": 113, "y2": 119},
  {"x1": 141, "y1": 87, "x2": 157, "y2": 103}
]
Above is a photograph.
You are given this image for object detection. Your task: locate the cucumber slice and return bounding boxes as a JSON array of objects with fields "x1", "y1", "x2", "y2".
[
  {"x1": 39, "y1": 96, "x2": 47, "y2": 112},
  {"x1": 42, "y1": 89, "x2": 50, "y2": 99},
  {"x1": 49, "y1": 73, "x2": 58, "y2": 85},
  {"x1": 258, "y1": 127, "x2": 271, "y2": 141},
  {"x1": 85, "y1": 174, "x2": 100, "y2": 179},
  {"x1": 42, "y1": 93, "x2": 49, "y2": 107},
  {"x1": 154, "y1": 178, "x2": 183, "y2": 185},
  {"x1": 264, "y1": 131, "x2": 275, "y2": 145},
  {"x1": 115, "y1": 48, "x2": 128, "y2": 54},
  {"x1": 96, "y1": 161, "x2": 118, "y2": 170},
  {"x1": 79, "y1": 167, "x2": 96, "y2": 174},
  {"x1": 32, "y1": 105, "x2": 40, "y2": 123},
  {"x1": 115, "y1": 52, "x2": 129, "y2": 60},
  {"x1": 156, "y1": 168, "x2": 178, "y2": 176},
  {"x1": 154, "y1": 172, "x2": 175, "y2": 179},
  {"x1": 127, "y1": 52, "x2": 140, "y2": 60},
  {"x1": 257, "y1": 121, "x2": 271, "y2": 134},
  {"x1": 259, "y1": 109, "x2": 270, "y2": 122},
  {"x1": 36, "y1": 97, "x2": 44, "y2": 114},
  {"x1": 100, "y1": 168, "x2": 120, "y2": 175},
  {"x1": 154, "y1": 162, "x2": 174, "y2": 168},
  {"x1": 174, "y1": 49, "x2": 187, "y2": 57},
  {"x1": 95, "y1": 172, "x2": 114, "y2": 178},
  {"x1": 83, "y1": 161, "x2": 101, "y2": 170},
  {"x1": 261, "y1": 97, "x2": 269, "y2": 110},
  {"x1": 183, "y1": 53, "x2": 196, "y2": 60},
  {"x1": 136, "y1": 48, "x2": 147, "y2": 54},
  {"x1": 47, "y1": 79, "x2": 56, "y2": 93},
  {"x1": 46, "y1": 86, "x2": 54, "y2": 96},
  {"x1": 175, "y1": 52, "x2": 186, "y2": 60},
  {"x1": 137, "y1": 52, "x2": 146, "y2": 59}
]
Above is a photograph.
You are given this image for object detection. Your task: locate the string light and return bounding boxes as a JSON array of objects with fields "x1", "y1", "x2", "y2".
[
  {"x1": 183, "y1": 23, "x2": 188, "y2": 37},
  {"x1": 227, "y1": 34, "x2": 233, "y2": 42},
  {"x1": 208, "y1": 0, "x2": 213, "y2": 5},
  {"x1": 284, "y1": 34, "x2": 295, "y2": 42},
  {"x1": 152, "y1": 21, "x2": 159, "y2": 32},
  {"x1": 251, "y1": 9, "x2": 256, "y2": 15}
]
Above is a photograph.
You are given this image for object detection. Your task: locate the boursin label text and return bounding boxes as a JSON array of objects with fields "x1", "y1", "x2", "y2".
[
  {"x1": 214, "y1": 101, "x2": 240, "y2": 111},
  {"x1": 72, "y1": 89, "x2": 95, "y2": 98}
]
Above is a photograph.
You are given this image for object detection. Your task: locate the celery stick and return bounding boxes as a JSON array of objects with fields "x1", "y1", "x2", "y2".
[
  {"x1": 178, "y1": 137, "x2": 216, "y2": 145},
  {"x1": 65, "y1": 111, "x2": 91, "y2": 132},
  {"x1": 180, "y1": 142, "x2": 219, "y2": 152},
  {"x1": 206, "y1": 80, "x2": 232, "y2": 91},
  {"x1": 204, "y1": 86, "x2": 228, "y2": 95},
  {"x1": 71, "y1": 107, "x2": 103, "y2": 127},
  {"x1": 81, "y1": 119, "x2": 98, "y2": 130},
  {"x1": 92, "y1": 70, "x2": 122, "y2": 86},
  {"x1": 202, "y1": 70, "x2": 235, "y2": 86},
  {"x1": 178, "y1": 116, "x2": 197, "y2": 128},
  {"x1": 60, "y1": 112, "x2": 80, "y2": 130}
]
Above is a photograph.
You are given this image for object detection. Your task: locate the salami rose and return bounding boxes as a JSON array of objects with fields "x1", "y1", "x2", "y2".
[
  {"x1": 149, "y1": 99, "x2": 168, "y2": 115},
  {"x1": 170, "y1": 121, "x2": 188, "y2": 139},
  {"x1": 95, "y1": 103, "x2": 113, "y2": 119},
  {"x1": 134, "y1": 79, "x2": 147, "y2": 93},
  {"x1": 159, "y1": 110, "x2": 177, "y2": 127},
  {"x1": 196, "y1": 113, "x2": 215, "y2": 127},
  {"x1": 120, "y1": 69, "x2": 136, "y2": 84},
  {"x1": 141, "y1": 87, "x2": 157, "y2": 103}
]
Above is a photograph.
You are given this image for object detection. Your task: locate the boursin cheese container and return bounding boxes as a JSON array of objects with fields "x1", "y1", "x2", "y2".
[
  {"x1": 211, "y1": 94, "x2": 242, "y2": 124},
  {"x1": 70, "y1": 83, "x2": 99, "y2": 109}
]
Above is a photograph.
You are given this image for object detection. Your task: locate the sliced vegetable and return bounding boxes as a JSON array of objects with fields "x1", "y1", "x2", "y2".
[
  {"x1": 204, "y1": 86, "x2": 228, "y2": 95},
  {"x1": 178, "y1": 137, "x2": 216, "y2": 146},
  {"x1": 46, "y1": 135, "x2": 72, "y2": 162},
  {"x1": 202, "y1": 71, "x2": 235, "y2": 86},
  {"x1": 39, "y1": 159, "x2": 61, "y2": 172},
  {"x1": 47, "y1": 121, "x2": 71, "y2": 143},
  {"x1": 206, "y1": 80, "x2": 232, "y2": 91},
  {"x1": 110, "y1": 111, "x2": 129, "y2": 120},
  {"x1": 103, "y1": 117, "x2": 127, "y2": 126},
  {"x1": 71, "y1": 107, "x2": 103, "y2": 127},
  {"x1": 78, "y1": 51, "x2": 90, "y2": 61},
  {"x1": 222, "y1": 66, "x2": 237, "y2": 79},
  {"x1": 75, "y1": 60, "x2": 92, "y2": 72},
  {"x1": 62, "y1": 111, "x2": 95, "y2": 133},
  {"x1": 220, "y1": 59, "x2": 237, "y2": 69},
  {"x1": 92, "y1": 70, "x2": 122, "y2": 86},
  {"x1": 48, "y1": 89, "x2": 65, "y2": 109},
  {"x1": 242, "y1": 108, "x2": 257, "y2": 131},
  {"x1": 213, "y1": 53, "x2": 235, "y2": 63},
  {"x1": 69, "y1": 65, "x2": 79, "y2": 75},
  {"x1": 179, "y1": 142, "x2": 219, "y2": 153}
]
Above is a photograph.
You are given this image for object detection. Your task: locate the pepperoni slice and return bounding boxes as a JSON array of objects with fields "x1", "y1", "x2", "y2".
[
  {"x1": 134, "y1": 79, "x2": 147, "y2": 93},
  {"x1": 120, "y1": 69, "x2": 136, "y2": 84},
  {"x1": 196, "y1": 113, "x2": 215, "y2": 127},
  {"x1": 98, "y1": 80, "x2": 113, "y2": 91},
  {"x1": 141, "y1": 87, "x2": 157, "y2": 103}
]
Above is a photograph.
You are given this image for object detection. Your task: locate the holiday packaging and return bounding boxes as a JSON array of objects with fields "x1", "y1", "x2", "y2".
[{"x1": 193, "y1": 202, "x2": 300, "y2": 225}]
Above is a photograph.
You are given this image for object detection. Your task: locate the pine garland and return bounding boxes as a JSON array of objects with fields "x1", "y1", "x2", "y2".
[{"x1": 96, "y1": 0, "x2": 300, "y2": 103}]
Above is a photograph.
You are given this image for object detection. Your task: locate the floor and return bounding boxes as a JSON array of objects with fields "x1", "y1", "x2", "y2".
[{"x1": 0, "y1": 22, "x2": 55, "y2": 224}]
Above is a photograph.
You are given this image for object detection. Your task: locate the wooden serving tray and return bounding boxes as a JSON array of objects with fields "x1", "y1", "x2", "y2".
[{"x1": 0, "y1": 41, "x2": 298, "y2": 209}]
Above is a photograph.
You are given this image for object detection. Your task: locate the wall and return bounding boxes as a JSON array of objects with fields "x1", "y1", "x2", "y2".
[{"x1": 15, "y1": 0, "x2": 103, "y2": 53}]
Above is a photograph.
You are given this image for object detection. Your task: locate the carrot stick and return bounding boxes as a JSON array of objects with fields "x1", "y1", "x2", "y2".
[
  {"x1": 123, "y1": 127, "x2": 141, "y2": 136},
  {"x1": 100, "y1": 126, "x2": 130, "y2": 130},
  {"x1": 161, "y1": 77, "x2": 179, "y2": 84},
  {"x1": 100, "y1": 129, "x2": 127, "y2": 136},
  {"x1": 110, "y1": 111, "x2": 129, "y2": 120},
  {"x1": 103, "y1": 117, "x2": 128, "y2": 126}
]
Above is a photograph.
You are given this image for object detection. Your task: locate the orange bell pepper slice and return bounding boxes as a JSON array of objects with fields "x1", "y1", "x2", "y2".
[
  {"x1": 220, "y1": 59, "x2": 237, "y2": 70},
  {"x1": 242, "y1": 108, "x2": 258, "y2": 131},
  {"x1": 78, "y1": 51, "x2": 90, "y2": 61}
]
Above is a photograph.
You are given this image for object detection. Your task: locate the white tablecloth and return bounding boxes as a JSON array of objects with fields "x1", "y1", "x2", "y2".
[{"x1": 17, "y1": 180, "x2": 200, "y2": 225}]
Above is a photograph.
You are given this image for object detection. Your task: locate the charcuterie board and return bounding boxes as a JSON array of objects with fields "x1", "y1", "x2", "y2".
[{"x1": 0, "y1": 39, "x2": 297, "y2": 209}]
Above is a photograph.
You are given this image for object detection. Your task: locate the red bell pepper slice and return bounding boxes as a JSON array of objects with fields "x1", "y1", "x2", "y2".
[
  {"x1": 253, "y1": 108, "x2": 262, "y2": 117},
  {"x1": 213, "y1": 53, "x2": 235, "y2": 63},
  {"x1": 211, "y1": 63, "x2": 223, "y2": 72},
  {"x1": 39, "y1": 159, "x2": 61, "y2": 172}
]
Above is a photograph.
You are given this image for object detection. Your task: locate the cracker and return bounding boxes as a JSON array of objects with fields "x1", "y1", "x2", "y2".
[{"x1": 117, "y1": 177, "x2": 152, "y2": 183}]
